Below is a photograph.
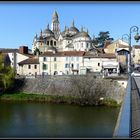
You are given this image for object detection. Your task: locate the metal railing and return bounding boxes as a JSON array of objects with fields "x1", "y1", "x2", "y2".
[{"x1": 113, "y1": 76, "x2": 131, "y2": 138}]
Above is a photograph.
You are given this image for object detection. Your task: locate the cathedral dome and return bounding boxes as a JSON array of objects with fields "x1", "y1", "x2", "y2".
[
  {"x1": 69, "y1": 26, "x2": 79, "y2": 33},
  {"x1": 43, "y1": 29, "x2": 54, "y2": 37},
  {"x1": 68, "y1": 20, "x2": 79, "y2": 36},
  {"x1": 80, "y1": 31, "x2": 90, "y2": 37},
  {"x1": 74, "y1": 31, "x2": 90, "y2": 38},
  {"x1": 38, "y1": 36, "x2": 44, "y2": 42},
  {"x1": 43, "y1": 24, "x2": 55, "y2": 37}
]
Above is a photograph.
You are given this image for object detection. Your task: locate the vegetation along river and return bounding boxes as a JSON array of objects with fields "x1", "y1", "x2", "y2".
[{"x1": 0, "y1": 102, "x2": 120, "y2": 138}]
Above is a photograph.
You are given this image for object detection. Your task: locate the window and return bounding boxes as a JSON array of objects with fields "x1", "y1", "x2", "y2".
[
  {"x1": 65, "y1": 64, "x2": 69, "y2": 68},
  {"x1": 98, "y1": 63, "x2": 100, "y2": 66},
  {"x1": 81, "y1": 43, "x2": 83, "y2": 47},
  {"x1": 50, "y1": 40, "x2": 53, "y2": 46},
  {"x1": 66, "y1": 57, "x2": 68, "y2": 61},
  {"x1": 43, "y1": 64, "x2": 48, "y2": 70},
  {"x1": 86, "y1": 43, "x2": 88, "y2": 48},
  {"x1": 47, "y1": 41, "x2": 49, "y2": 45},
  {"x1": 77, "y1": 64, "x2": 79, "y2": 69},
  {"x1": 34, "y1": 65, "x2": 37, "y2": 69},
  {"x1": 54, "y1": 41, "x2": 56, "y2": 46},
  {"x1": 43, "y1": 57, "x2": 47, "y2": 61},
  {"x1": 54, "y1": 57, "x2": 56, "y2": 61},
  {"x1": 71, "y1": 57, "x2": 74, "y2": 61},
  {"x1": 76, "y1": 57, "x2": 79, "y2": 61},
  {"x1": 71, "y1": 63, "x2": 74, "y2": 68},
  {"x1": 54, "y1": 64, "x2": 57, "y2": 70},
  {"x1": 28, "y1": 65, "x2": 31, "y2": 69}
]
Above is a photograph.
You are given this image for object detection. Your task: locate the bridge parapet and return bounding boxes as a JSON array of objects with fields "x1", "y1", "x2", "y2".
[
  {"x1": 113, "y1": 76, "x2": 140, "y2": 138},
  {"x1": 113, "y1": 76, "x2": 131, "y2": 138}
]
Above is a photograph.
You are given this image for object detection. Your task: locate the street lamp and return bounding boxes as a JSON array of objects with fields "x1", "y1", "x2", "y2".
[{"x1": 122, "y1": 26, "x2": 140, "y2": 76}]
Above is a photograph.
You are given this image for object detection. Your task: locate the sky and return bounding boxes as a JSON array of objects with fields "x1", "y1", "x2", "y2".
[{"x1": 1, "y1": 1, "x2": 140, "y2": 49}]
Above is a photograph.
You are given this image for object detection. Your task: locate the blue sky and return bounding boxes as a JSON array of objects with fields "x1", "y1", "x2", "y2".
[{"x1": 1, "y1": 2, "x2": 140, "y2": 49}]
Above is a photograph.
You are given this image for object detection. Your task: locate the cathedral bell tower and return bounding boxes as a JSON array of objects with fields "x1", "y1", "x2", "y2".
[{"x1": 51, "y1": 10, "x2": 60, "y2": 39}]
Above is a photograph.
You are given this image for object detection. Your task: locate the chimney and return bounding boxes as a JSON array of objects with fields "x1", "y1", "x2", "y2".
[{"x1": 19, "y1": 46, "x2": 28, "y2": 54}]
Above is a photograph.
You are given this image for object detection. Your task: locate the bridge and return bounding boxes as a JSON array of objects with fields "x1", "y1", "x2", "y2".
[{"x1": 113, "y1": 76, "x2": 140, "y2": 138}]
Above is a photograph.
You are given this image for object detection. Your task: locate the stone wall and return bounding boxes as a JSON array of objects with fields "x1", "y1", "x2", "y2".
[{"x1": 12, "y1": 75, "x2": 125, "y2": 104}]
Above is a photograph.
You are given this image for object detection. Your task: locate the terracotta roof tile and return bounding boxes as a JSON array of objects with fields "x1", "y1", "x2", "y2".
[
  {"x1": 84, "y1": 52, "x2": 116, "y2": 58},
  {"x1": 0, "y1": 48, "x2": 18, "y2": 53},
  {"x1": 18, "y1": 57, "x2": 39, "y2": 65},
  {"x1": 41, "y1": 51, "x2": 85, "y2": 57},
  {"x1": 133, "y1": 45, "x2": 140, "y2": 49}
]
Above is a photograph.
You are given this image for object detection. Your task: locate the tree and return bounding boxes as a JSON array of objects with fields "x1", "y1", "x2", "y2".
[
  {"x1": 0, "y1": 53, "x2": 14, "y2": 91},
  {"x1": 93, "y1": 31, "x2": 114, "y2": 48}
]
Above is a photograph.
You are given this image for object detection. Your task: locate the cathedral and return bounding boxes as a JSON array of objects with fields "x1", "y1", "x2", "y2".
[{"x1": 32, "y1": 11, "x2": 93, "y2": 53}]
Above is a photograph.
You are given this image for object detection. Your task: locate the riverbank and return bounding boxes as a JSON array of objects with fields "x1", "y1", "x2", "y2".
[{"x1": 0, "y1": 92, "x2": 120, "y2": 107}]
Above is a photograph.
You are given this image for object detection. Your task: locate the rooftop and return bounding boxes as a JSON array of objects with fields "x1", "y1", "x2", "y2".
[{"x1": 18, "y1": 57, "x2": 39, "y2": 65}]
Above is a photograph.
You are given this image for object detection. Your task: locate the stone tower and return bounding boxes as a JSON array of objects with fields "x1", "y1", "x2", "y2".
[{"x1": 51, "y1": 10, "x2": 60, "y2": 39}]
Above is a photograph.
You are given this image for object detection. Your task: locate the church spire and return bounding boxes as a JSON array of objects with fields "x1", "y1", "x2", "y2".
[{"x1": 52, "y1": 10, "x2": 59, "y2": 22}]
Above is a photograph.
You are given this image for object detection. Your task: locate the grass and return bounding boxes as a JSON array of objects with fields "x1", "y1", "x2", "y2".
[
  {"x1": 0, "y1": 92, "x2": 76, "y2": 104},
  {"x1": 0, "y1": 92, "x2": 120, "y2": 107},
  {"x1": 101, "y1": 98, "x2": 121, "y2": 107}
]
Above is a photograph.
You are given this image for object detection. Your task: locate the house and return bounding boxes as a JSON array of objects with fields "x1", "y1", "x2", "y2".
[
  {"x1": 132, "y1": 45, "x2": 140, "y2": 65},
  {"x1": 2, "y1": 46, "x2": 33, "y2": 74},
  {"x1": 83, "y1": 51, "x2": 119, "y2": 75},
  {"x1": 103, "y1": 39, "x2": 129, "y2": 73},
  {"x1": 18, "y1": 57, "x2": 40, "y2": 76},
  {"x1": 39, "y1": 51, "x2": 85, "y2": 75},
  {"x1": 104, "y1": 39, "x2": 129, "y2": 54}
]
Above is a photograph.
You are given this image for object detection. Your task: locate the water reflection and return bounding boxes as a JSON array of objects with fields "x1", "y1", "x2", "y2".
[{"x1": 0, "y1": 102, "x2": 120, "y2": 138}]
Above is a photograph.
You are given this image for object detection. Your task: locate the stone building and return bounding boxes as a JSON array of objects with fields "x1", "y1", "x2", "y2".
[{"x1": 32, "y1": 11, "x2": 92, "y2": 54}]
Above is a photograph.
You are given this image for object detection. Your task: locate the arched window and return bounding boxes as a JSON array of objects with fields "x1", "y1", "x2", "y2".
[
  {"x1": 71, "y1": 63, "x2": 74, "y2": 68},
  {"x1": 54, "y1": 41, "x2": 56, "y2": 46},
  {"x1": 50, "y1": 40, "x2": 53, "y2": 46},
  {"x1": 86, "y1": 43, "x2": 88, "y2": 48}
]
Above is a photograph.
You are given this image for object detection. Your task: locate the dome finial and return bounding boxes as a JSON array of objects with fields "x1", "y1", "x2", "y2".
[
  {"x1": 64, "y1": 25, "x2": 67, "y2": 31},
  {"x1": 35, "y1": 33, "x2": 37, "y2": 38},
  {"x1": 81, "y1": 26, "x2": 83, "y2": 32},
  {"x1": 87, "y1": 29, "x2": 89, "y2": 34},
  {"x1": 47, "y1": 24, "x2": 49, "y2": 29},
  {"x1": 40, "y1": 29, "x2": 42, "y2": 36},
  {"x1": 72, "y1": 20, "x2": 74, "y2": 27}
]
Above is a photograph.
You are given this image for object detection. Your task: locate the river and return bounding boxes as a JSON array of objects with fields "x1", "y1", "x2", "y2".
[{"x1": 0, "y1": 102, "x2": 120, "y2": 138}]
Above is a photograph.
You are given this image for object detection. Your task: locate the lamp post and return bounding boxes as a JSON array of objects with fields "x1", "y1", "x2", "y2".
[
  {"x1": 122, "y1": 26, "x2": 140, "y2": 76},
  {"x1": 122, "y1": 26, "x2": 140, "y2": 137}
]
